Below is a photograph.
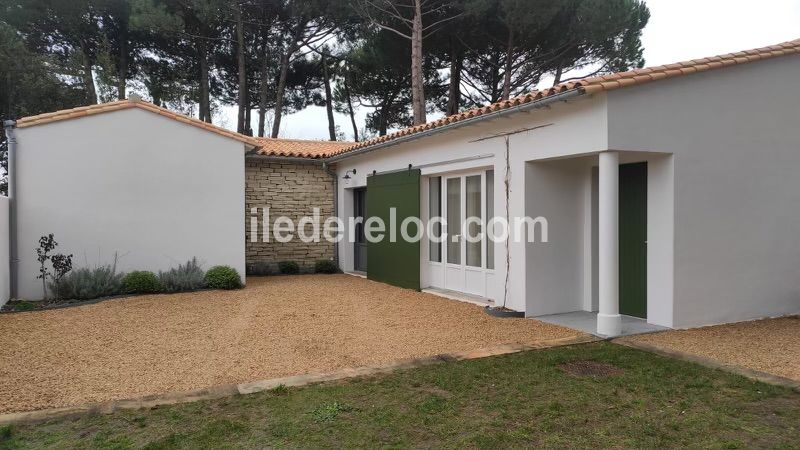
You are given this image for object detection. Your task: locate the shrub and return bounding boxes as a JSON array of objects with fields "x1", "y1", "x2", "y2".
[
  {"x1": 205, "y1": 266, "x2": 243, "y2": 290},
  {"x1": 314, "y1": 260, "x2": 338, "y2": 274},
  {"x1": 121, "y1": 271, "x2": 162, "y2": 294},
  {"x1": 158, "y1": 257, "x2": 205, "y2": 292},
  {"x1": 56, "y1": 263, "x2": 124, "y2": 300},
  {"x1": 278, "y1": 261, "x2": 300, "y2": 275}
]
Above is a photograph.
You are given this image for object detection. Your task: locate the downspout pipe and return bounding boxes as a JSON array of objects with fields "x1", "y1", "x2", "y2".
[
  {"x1": 322, "y1": 161, "x2": 339, "y2": 270},
  {"x1": 3, "y1": 120, "x2": 18, "y2": 300}
]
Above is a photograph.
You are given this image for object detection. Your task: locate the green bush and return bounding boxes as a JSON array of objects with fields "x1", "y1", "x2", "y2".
[
  {"x1": 55, "y1": 264, "x2": 124, "y2": 300},
  {"x1": 158, "y1": 257, "x2": 205, "y2": 292},
  {"x1": 205, "y1": 266, "x2": 243, "y2": 290},
  {"x1": 314, "y1": 260, "x2": 338, "y2": 274},
  {"x1": 121, "y1": 271, "x2": 162, "y2": 294},
  {"x1": 278, "y1": 261, "x2": 300, "y2": 275}
]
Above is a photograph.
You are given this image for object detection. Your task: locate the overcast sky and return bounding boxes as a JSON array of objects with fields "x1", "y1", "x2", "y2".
[{"x1": 221, "y1": 0, "x2": 800, "y2": 140}]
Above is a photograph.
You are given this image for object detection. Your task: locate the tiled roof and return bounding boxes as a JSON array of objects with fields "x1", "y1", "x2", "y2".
[
  {"x1": 327, "y1": 38, "x2": 800, "y2": 158},
  {"x1": 252, "y1": 137, "x2": 354, "y2": 159},
  {"x1": 16, "y1": 97, "x2": 260, "y2": 147}
]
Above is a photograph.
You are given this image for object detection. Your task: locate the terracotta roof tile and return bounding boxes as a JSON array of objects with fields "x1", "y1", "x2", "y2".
[
  {"x1": 328, "y1": 37, "x2": 800, "y2": 159},
  {"x1": 16, "y1": 98, "x2": 260, "y2": 147},
  {"x1": 252, "y1": 138, "x2": 354, "y2": 159}
]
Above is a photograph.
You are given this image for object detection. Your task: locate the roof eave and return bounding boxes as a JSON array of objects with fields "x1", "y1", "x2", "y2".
[
  {"x1": 325, "y1": 88, "x2": 586, "y2": 163},
  {"x1": 245, "y1": 152, "x2": 325, "y2": 164}
]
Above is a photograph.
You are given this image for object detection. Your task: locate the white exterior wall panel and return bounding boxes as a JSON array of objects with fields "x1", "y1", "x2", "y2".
[
  {"x1": 608, "y1": 56, "x2": 800, "y2": 328},
  {"x1": 15, "y1": 108, "x2": 246, "y2": 300}
]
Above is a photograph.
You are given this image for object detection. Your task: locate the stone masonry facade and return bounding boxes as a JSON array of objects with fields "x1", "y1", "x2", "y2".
[{"x1": 245, "y1": 159, "x2": 335, "y2": 274}]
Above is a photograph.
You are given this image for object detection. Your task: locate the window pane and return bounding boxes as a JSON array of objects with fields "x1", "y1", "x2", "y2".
[
  {"x1": 466, "y1": 175, "x2": 482, "y2": 267},
  {"x1": 446, "y1": 178, "x2": 461, "y2": 264},
  {"x1": 486, "y1": 170, "x2": 494, "y2": 269},
  {"x1": 429, "y1": 177, "x2": 441, "y2": 262}
]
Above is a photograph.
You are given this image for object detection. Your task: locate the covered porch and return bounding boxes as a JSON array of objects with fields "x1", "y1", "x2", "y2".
[{"x1": 522, "y1": 150, "x2": 675, "y2": 336}]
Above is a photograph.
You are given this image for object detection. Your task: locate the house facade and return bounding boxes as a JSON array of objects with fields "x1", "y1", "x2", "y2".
[
  {"x1": 329, "y1": 39, "x2": 800, "y2": 333},
  {"x1": 3, "y1": 38, "x2": 798, "y2": 337}
]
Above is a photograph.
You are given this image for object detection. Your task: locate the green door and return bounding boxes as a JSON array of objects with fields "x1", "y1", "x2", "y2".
[
  {"x1": 366, "y1": 170, "x2": 421, "y2": 290},
  {"x1": 619, "y1": 162, "x2": 647, "y2": 318}
]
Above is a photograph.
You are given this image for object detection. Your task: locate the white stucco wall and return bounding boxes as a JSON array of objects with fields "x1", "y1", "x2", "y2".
[
  {"x1": 0, "y1": 197, "x2": 9, "y2": 306},
  {"x1": 15, "y1": 108, "x2": 246, "y2": 300},
  {"x1": 335, "y1": 96, "x2": 608, "y2": 312},
  {"x1": 608, "y1": 56, "x2": 800, "y2": 328},
  {"x1": 524, "y1": 157, "x2": 591, "y2": 316}
]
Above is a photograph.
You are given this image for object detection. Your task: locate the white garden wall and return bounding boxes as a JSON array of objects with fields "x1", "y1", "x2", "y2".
[{"x1": 14, "y1": 107, "x2": 246, "y2": 300}]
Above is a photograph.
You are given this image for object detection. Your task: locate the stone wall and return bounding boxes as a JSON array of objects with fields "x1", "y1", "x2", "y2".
[{"x1": 245, "y1": 158, "x2": 335, "y2": 274}]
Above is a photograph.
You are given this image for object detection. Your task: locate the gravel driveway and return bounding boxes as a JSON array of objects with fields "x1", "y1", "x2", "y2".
[
  {"x1": 620, "y1": 315, "x2": 800, "y2": 381},
  {"x1": 0, "y1": 275, "x2": 583, "y2": 413}
]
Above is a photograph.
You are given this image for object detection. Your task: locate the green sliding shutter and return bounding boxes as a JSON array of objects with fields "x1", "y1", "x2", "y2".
[{"x1": 366, "y1": 169, "x2": 421, "y2": 290}]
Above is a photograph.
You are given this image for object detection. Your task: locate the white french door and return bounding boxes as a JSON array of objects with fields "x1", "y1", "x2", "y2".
[{"x1": 431, "y1": 171, "x2": 491, "y2": 297}]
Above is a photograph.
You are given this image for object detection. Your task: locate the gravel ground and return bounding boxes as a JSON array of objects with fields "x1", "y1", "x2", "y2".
[
  {"x1": 0, "y1": 275, "x2": 583, "y2": 414},
  {"x1": 621, "y1": 316, "x2": 800, "y2": 381}
]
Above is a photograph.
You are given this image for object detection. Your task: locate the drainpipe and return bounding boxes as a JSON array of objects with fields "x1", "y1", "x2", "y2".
[
  {"x1": 3, "y1": 120, "x2": 18, "y2": 299},
  {"x1": 322, "y1": 161, "x2": 339, "y2": 270}
]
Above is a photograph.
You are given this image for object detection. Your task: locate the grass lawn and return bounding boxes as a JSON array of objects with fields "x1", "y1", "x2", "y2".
[{"x1": 1, "y1": 342, "x2": 799, "y2": 449}]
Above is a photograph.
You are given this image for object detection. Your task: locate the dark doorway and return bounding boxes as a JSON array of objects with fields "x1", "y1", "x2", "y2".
[
  {"x1": 353, "y1": 188, "x2": 367, "y2": 272},
  {"x1": 619, "y1": 162, "x2": 647, "y2": 318}
]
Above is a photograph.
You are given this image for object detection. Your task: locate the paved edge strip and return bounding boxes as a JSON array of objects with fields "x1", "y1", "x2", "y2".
[
  {"x1": 613, "y1": 339, "x2": 800, "y2": 391},
  {"x1": 0, "y1": 334, "x2": 599, "y2": 426}
]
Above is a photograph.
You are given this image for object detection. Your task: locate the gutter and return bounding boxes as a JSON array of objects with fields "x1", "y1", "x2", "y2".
[
  {"x1": 325, "y1": 88, "x2": 585, "y2": 163},
  {"x1": 245, "y1": 153, "x2": 325, "y2": 164},
  {"x1": 2, "y1": 120, "x2": 18, "y2": 299}
]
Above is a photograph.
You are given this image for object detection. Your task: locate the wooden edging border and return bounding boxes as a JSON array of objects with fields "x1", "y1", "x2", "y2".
[
  {"x1": 0, "y1": 334, "x2": 599, "y2": 426},
  {"x1": 613, "y1": 339, "x2": 800, "y2": 392}
]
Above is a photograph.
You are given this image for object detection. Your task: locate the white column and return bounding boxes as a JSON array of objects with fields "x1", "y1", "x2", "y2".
[{"x1": 598, "y1": 151, "x2": 622, "y2": 336}]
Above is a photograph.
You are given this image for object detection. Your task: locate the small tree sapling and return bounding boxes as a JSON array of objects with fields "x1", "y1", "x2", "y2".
[
  {"x1": 35, "y1": 234, "x2": 73, "y2": 300},
  {"x1": 36, "y1": 234, "x2": 57, "y2": 299}
]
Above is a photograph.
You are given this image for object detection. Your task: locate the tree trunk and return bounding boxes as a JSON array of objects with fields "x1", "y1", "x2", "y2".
[
  {"x1": 378, "y1": 105, "x2": 389, "y2": 136},
  {"x1": 117, "y1": 20, "x2": 129, "y2": 100},
  {"x1": 79, "y1": 40, "x2": 97, "y2": 105},
  {"x1": 446, "y1": 40, "x2": 462, "y2": 116},
  {"x1": 235, "y1": 4, "x2": 247, "y2": 134},
  {"x1": 501, "y1": 29, "x2": 514, "y2": 101},
  {"x1": 257, "y1": 33, "x2": 270, "y2": 137},
  {"x1": 490, "y1": 51, "x2": 501, "y2": 103},
  {"x1": 198, "y1": 39, "x2": 211, "y2": 123},
  {"x1": 322, "y1": 54, "x2": 336, "y2": 141},
  {"x1": 244, "y1": 97, "x2": 251, "y2": 135},
  {"x1": 343, "y1": 73, "x2": 359, "y2": 142},
  {"x1": 552, "y1": 64, "x2": 563, "y2": 86},
  {"x1": 410, "y1": 0, "x2": 426, "y2": 125},
  {"x1": 270, "y1": 48, "x2": 291, "y2": 138},
  {"x1": 271, "y1": 21, "x2": 306, "y2": 138}
]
